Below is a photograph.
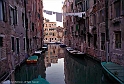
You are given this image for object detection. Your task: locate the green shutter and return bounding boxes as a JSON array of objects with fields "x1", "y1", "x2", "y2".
[{"x1": 76, "y1": 24, "x2": 79, "y2": 31}]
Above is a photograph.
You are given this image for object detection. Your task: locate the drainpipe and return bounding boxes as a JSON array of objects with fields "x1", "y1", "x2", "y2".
[{"x1": 105, "y1": 0, "x2": 109, "y2": 62}]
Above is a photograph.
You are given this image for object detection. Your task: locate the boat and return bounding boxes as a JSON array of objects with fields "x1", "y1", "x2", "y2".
[
  {"x1": 59, "y1": 44, "x2": 67, "y2": 48},
  {"x1": 42, "y1": 47, "x2": 48, "y2": 52},
  {"x1": 66, "y1": 47, "x2": 85, "y2": 58},
  {"x1": 55, "y1": 41, "x2": 62, "y2": 44},
  {"x1": 2, "y1": 80, "x2": 10, "y2": 84},
  {"x1": 27, "y1": 75, "x2": 50, "y2": 84},
  {"x1": 26, "y1": 55, "x2": 38, "y2": 64},
  {"x1": 101, "y1": 62, "x2": 124, "y2": 84},
  {"x1": 33, "y1": 50, "x2": 42, "y2": 56}
]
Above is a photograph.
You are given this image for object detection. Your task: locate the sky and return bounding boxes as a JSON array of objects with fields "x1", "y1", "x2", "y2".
[{"x1": 43, "y1": 0, "x2": 64, "y2": 27}]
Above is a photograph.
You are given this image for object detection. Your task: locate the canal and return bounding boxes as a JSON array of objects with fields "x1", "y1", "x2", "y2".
[{"x1": 14, "y1": 44, "x2": 114, "y2": 84}]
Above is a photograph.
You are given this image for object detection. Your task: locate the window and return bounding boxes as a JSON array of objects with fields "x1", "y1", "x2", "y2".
[
  {"x1": 86, "y1": 17, "x2": 89, "y2": 28},
  {"x1": 53, "y1": 33, "x2": 54, "y2": 36},
  {"x1": 0, "y1": 37, "x2": 3, "y2": 47},
  {"x1": 101, "y1": 33, "x2": 105, "y2": 50},
  {"x1": 88, "y1": 34, "x2": 91, "y2": 47},
  {"x1": 22, "y1": 13, "x2": 25, "y2": 27},
  {"x1": 0, "y1": 0, "x2": 7, "y2": 22},
  {"x1": 9, "y1": 7, "x2": 14, "y2": 25},
  {"x1": 49, "y1": 32, "x2": 52, "y2": 35},
  {"x1": 100, "y1": 9, "x2": 105, "y2": 22},
  {"x1": 14, "y1": 6, "x2": 18, "y2": 24},
  {"x1": 67, "y1": 20, "x2": 68, "y2": 26},
  {"x1": 0, "y1": 37, "x2": 3, "y2": 59},
  {"x1": 114, "y1": 0, "x2": 120, "y2": 17},
  {"x1": 55, "y1": 38, "x2": 56, "y2": 40},
  {"x1": 9, "y1": 6, "x2": 18, "y2": 25},
  {"x1": 11, "y1": 37, "x2": 14, "y2": 51},
  {"x1": 0, "y1": 0, "x2": 3, "y2": 21},
  {"x1": 32, "y1": 23, "x2": 34, "y2": 31},
  {"x1": 93, "y1": 34, "x2": 97, "y2": 48},
  {"x1": 86, "y1": 0, "x2": 89, "y2": 10},
  {"x1": 46, "y1": 24, "x2": 47, "y2": 27},
  {"x1": 76, "y1": 24, "x2": 79, "y2": 31},
  {"x1": 3, "y1": 1, "x2": 7, "y2": 22},
  {"x1": 122, "y1": 0, "x2": 124, "y2": 15},
  {"x1": 16, "y1": 38, "x2": 19, "y2": 54},
  {"x1": 46, "y1": 33, "x2": 48, "y2": 35},
  {"x1": 46, "y1": 38, "x2": 47, "y2": 40},
  {"x1": 81, "y1": 1, "x2": 85, "y2": 12},
  {"x1": 23, "y1": 38, "x2": 26, "y2": 50},
  {"x1": 94, "y1": 0, "x2": 96, "y2": 4},
  {"x1": 115, "y1": 31, "x2": 121, "y2": 49},
  {"x1": 93, "y1": 14, "x2": 96, "y2": 25}
]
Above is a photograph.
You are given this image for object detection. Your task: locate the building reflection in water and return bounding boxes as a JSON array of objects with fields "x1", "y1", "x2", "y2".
[
  {"x1": 44, "y1": 44, "x2": 64, "y2": 68},
  {"x1": 14, "y1": 55, "x2": 46, "y2": 83},
  {"x1": 64, "y1": 53, "x2": 105, "y2": 84}
]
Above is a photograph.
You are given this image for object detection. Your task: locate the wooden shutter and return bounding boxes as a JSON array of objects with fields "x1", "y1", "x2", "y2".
[{"x1": 3, "y1": 1, "x2": 7, "y2": 22}]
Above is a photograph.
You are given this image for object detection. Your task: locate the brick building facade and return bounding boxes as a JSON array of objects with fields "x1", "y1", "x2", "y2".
[
  {"x1": 63, "y1": 0, "x2": 124, "y2": 65},
  {"x1": 0, "y1": 0, "x2": 44, "y2": 82}
]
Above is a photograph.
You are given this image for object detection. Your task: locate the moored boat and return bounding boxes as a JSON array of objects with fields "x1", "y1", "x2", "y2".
[
  {"x1": 26, "y1": 55, "x2": 38, "y2": 64},
  {"x1": 101, "y1": 62, "x2": 124, "y2": 84},
  {"x1": 27, "y1": 75, "x2": 50, "y2": 84},
  {"x1": 66, "y1": 47, "x2": 85, "y2": 58},
  {"x1": 59, "y1": 44, "x2": 67, "y2": 48},
  {"x1": 33, "y1": 50, "x2": 42, "y2": 56}
]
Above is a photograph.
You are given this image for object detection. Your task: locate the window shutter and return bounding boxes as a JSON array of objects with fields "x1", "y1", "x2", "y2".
[
  {"x1": 0, "y1": 0, "x2": 3, "y2": 21},
  {"x1": 0, "y1": 37, "x2": 3, "y2": 47},
  {"x1": 9, "y1": 6, "x2": 11, "y2": 25},
  {"x1": 76, "y1": 24, "x2": 79, "y2": 31},
  {"x1": 12, "y1": 37, "x2": 15, "y2": 51},
  {"x1": 122, "y1": 0, "x2": 124, "y2": 15},
  {"x1": 3, "y1": 1, "x2": 7, "y2": 22}
]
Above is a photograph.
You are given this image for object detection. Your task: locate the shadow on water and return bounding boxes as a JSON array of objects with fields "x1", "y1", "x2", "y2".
[
  {"x1": 14, "y1": 54, "x2": 46, "y2": 84},
  {"x1": 64, "y1": 49, "x2": 116, "y2": 84}
]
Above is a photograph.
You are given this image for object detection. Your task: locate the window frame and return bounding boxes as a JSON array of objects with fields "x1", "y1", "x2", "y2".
[{"x1": 114, "y1": 31, "x2": 121, "y2": 49}]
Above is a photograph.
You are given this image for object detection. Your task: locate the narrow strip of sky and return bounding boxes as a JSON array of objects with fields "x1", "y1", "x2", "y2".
[{"x1": 43, "y1": 0, "x2": 65, "y2": 27}]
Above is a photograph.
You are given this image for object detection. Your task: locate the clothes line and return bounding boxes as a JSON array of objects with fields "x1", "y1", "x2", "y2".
[{"x1": 43, "y1": 9, "x2": 85, "y2": 22}]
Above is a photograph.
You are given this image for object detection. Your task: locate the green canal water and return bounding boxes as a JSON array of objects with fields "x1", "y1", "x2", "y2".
[{"x1": 14, "y1": 44, "x2": 115, "y2": 84}]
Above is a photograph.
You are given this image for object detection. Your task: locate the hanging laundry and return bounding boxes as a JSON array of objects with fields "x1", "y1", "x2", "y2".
[
  {"x1": 56, "y1": 13, "x2": 62, "y2": 22},
  {"x1": 53, "y1": 12, "x2": 56, "y2": 14},
  {"x1": 68, "y1": 0, "x2": 73, "y2": 2},
  {"x1": 45, "y1": 10, "x2": 52, "y2": 15},
  {"x1": 62, "y1": 1, "x2": 64, "y2": 5},
  {"x1": 43, "y1": 10, "x2": 46, "y2": 13}
]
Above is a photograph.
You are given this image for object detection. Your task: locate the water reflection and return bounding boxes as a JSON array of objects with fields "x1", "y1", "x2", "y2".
[
  {"x1": 45, "y1": 44, "x2": 65, "y2": 84},
  {"x1": 44, "y1": 44, "x2": 65, "y2": 67},
  {"x1": 13, "y1": 44, "x2": 113, "y2": 84},
  {"x1": 15, "y1": 56, "x2": 46, "y2": 83},
  {"x1": 64, "y1": 52, "x2": 111, "y2": 84}
]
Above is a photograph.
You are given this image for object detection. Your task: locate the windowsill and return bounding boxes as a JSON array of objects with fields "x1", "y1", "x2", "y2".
[
  {"x1": 114, "y1": 48, "x2": 122, "y2": 51},
  {"x1": 100, "y1": 50, "x2": 105, "y2": 51}
]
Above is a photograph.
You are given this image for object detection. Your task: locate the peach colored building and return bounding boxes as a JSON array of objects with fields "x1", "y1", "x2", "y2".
[{"x1": 44, "y1": 20, "x2": 57, "y2": 43}]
